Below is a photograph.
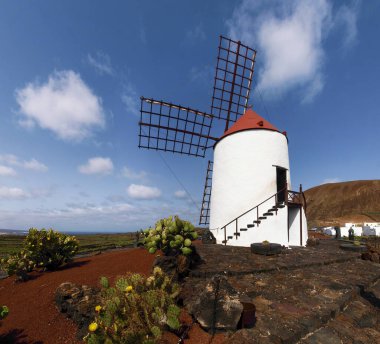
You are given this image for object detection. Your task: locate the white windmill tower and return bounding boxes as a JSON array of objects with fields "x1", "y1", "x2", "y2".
[{"x1": 137, "y1": 36, "x2": 308, "y2": 247}]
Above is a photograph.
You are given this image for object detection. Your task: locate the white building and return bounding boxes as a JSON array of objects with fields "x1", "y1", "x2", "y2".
[
  {"x1": 363, "y1": 222, "x2": 380, "y2": 227},
  {"x1": 323, "y1": 227, "x2": 336, "y2": 236},
  {"x1": 209, "y1": 108, "x2": 308, "y2": 247},
  {"x1": 363, "y1": 223, "x2": 380, "y2": 236}
]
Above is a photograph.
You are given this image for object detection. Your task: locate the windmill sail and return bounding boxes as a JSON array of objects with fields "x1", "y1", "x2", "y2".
[
  {"x1": 211, "y1": 36, "x2": 257, "y2": 131},
  {"x1": 199, "y1": 160, "x2": 213, "y2": 225},
  {"x1": 139, "y1": 97, "x2": 217, "y2": 158}
]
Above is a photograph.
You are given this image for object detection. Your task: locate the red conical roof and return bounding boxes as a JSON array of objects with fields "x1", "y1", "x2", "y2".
[{"x1": 221, "y1": 108, "x2": 282, "y2": 139}]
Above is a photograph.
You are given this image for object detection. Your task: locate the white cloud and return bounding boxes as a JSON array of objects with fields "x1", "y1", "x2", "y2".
[
  {"x1": 187, "y1": 24, "x2": 206, "y2": 41},
  {"x1": 23, "y1": 159, "x2": 48, "y2": 172},
  {"x1": 139, "y1": 24, "x2": 147, "y2": 44},
  {"x1": 335, "y1": 1, "x2": 359, "y2": 49},
  {"x1": 107, "y1": 194, "x2": 127, "y2": 203},
  {"x1": 121, "y1": 83, "x2": 139, "y2": 117},
  {"x1": 78, "y1": 157, "x2": 114, "y2": 175},
  {"x1": 0, "y1": 165, "x2": 17, "y2": 176},
  {"x1": 0, "y1": 154, "x2": 48, "y2": 173},
  {"x1": 227, "y1": 0, "x2": 359, "y2": 102},
  {"x1": 121, "y1": 166, "x2": 147, "y2": 180},
  {"x1": 0, "y1": 154, "x2": 19, "y2": 166},
  {"x1": 189, "y1": 65, "x2": 213, "y2": 84},
  {"x1": 127, "y1": 184, "x2": 161, "y2": 200},
  {"x1": 64, "y1": 202, "x2": 135, "y2": 215},
  {"x1": 16, "y1": 70, "x2": 105, "y2": 141},
  {"x1": 0, "y1": 197, "x2": 200, "y2": 231},
  {"x1": 87, "y1": 52, "x2": 114, "y2": 76},
  {"x1": 322, "y1": 178, "x2": 341, "y2": 184},
  {"x1": 0, "y1": 186, "x2": 30, "y2": 199},
  {"x1": 174, "y1": 190, "x2": 187, "y2": 199}
]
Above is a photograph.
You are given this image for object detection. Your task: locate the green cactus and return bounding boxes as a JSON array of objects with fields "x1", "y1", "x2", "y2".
[
  {"x1": 100, "y1": 276, "x2": 109, "y2": 289},
  {"x1": 0, "y1": 305, "x2": 9, "y2": 320},
  {"x1": 143, "y1": 216, "x2": 197, "y2": 257},
  {"x1": 85, "y1": 271, "x2": 180, "y2": 343}
]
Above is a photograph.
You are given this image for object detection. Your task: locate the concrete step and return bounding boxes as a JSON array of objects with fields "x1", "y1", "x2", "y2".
[
  {"x1": 258, "y1": 216, "x2": 267, "y2": 220},
  {"x1": 247, "y1": 224, "x2": 255, "y2": 228},
  {"x1": 240, "y1": 228, "x2": 248, "y2": 231},
  {"x1": 263, "y1": 212, "x2": 274, "y2": 216}
]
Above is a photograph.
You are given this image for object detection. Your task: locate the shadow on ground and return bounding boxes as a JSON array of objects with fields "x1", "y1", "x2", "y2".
[{"x1": 0, "y1": 328, "x2": 43, "y2": 344}]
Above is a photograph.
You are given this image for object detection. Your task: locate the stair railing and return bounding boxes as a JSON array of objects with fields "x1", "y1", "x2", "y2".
[
  {"x1": 221, "y1": 186, "x2": 287, "y2": 245},
  {"x1": 287, "y1": 184, "x2": 307, "y2": 211}
]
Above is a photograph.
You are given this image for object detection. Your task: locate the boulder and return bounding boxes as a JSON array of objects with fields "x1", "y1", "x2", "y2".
[
  {"x1": 55, "y1": 282, "x2": 101, "y2": 339},
  {"x1": 202, "y1": 229, "x2": 216, "y2": 244},
  {"x1": 306, "y1": 238, "x2": 320, "y2": 247},
  {"x1": 153, "y1": 247, "x2": 202, "y2": 281},
  {"x1": 153, "y1": 256, "x2": 179, "y2": 280},
  {"x1": 187, "y1": 275, "x2": 243, "y2": 332}
]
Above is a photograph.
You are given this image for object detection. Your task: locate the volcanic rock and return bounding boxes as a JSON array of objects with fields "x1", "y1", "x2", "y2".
[
  {"x1": 55, "y1": 282, "x2": 100, "y2": 339},
  {"x1": 187, "y1": 274, "x2": 243, "y2": 332}
]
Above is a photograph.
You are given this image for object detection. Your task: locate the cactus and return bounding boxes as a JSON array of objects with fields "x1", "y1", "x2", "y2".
[
  {"x1": 85, "y1": 271, "x2": 181, "y2": 344},
  {"x1": 143, "y1": 216, "x2": 198, "y2": 257},
  {"x1": 0, "y1": 305, "x2": 9, "y2": 320}
]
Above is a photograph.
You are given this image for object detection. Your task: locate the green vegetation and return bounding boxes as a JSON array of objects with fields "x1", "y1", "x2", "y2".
[
  {"x1": 143, "y1": 216, "x2": 198, "y2": 256},
  {"x1": 1, "y1": 228, "x2": 79, "y2": 280},
  {"x1": 0, "y1": 232, "x2": 138, "y2": 258},
  {"x1": 0, "y1": 305, "x2": 9, "y2": 320},
  {"x1": 84, "y1": 267, "x2": 181, "y2": 344}
]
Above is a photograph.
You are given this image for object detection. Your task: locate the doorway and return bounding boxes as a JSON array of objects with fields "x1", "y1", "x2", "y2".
[{"x1": 276, "y1": 167, "x2": 287, "y2": 203}]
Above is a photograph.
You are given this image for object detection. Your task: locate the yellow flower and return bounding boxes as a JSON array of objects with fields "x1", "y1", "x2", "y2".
[
  {"x1": 146, "y1": 276, "x2": 155, "y2": 287},
  {"x1": 95, "y1": 305, "x2": 102, "y2": 312},
  {"x1": 153, "y1": 266, "x2": 163, "y2": 276},
  {"x1": 88, "y1": 322, "x2": 98, "y2": 332},
  {"x1": 125, "y1": 285, "x2": 133, "y2": 293}
]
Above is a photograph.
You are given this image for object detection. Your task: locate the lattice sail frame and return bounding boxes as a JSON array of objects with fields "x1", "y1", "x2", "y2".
[
  {"x1": 199, "y1": 160, "x2": 213, "y2": 225},
  {"x1": 139, "y1": 97, "x2": 216, "y2": 158},
  {"x1": 211, "y1": 35, "x2": 257, "y2": 130}
]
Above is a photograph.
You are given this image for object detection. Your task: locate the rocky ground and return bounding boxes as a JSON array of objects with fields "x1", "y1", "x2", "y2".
[{"x1": 182, "y1": 240, "x2": 380, "y2": 343}]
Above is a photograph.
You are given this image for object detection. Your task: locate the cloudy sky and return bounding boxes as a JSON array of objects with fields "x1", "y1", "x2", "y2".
[{"x1": 0, "y1": 0, "x2": 378, "y2": 232}]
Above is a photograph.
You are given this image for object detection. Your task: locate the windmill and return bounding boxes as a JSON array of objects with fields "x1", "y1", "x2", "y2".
[{"x1": 137, "y1": 35, "x2": 308, "y2": 247}]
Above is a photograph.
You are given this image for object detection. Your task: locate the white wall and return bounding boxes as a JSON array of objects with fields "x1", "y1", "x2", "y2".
[
  {"x1": 209, "y1": 129, "x2": 290, "y2": 234},
  {"x1": 212, "y1": 203, "x2": 308, "y2": 247},
  {"x1": 213, "y1": 205, "x2": 288, "y2": 246},
  {"x1": 288, "y1": 207, "x2": 308, "y2": 246},
  {"x1": 364, "y1": 222, "x2": 380, "y2": 227},
  {"x1": 323, "y1": 228, "x2": 336, "y2": 236},
  {"x1": 340, "y1": 227, "x2": 349, "y2": 237},
  {"x1": 363, "y1": 226, "x2": 380, "y2": 236}
]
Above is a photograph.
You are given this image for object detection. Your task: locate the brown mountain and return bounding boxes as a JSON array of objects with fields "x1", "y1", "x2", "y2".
[{"x1": 304, "y1": 180, "x2": 380, "y2": 227}]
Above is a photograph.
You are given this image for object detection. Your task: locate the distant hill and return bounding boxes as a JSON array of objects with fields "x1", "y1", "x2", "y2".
[{"x1": 304, "y1": 180, "x2": 380, "y2": 227}]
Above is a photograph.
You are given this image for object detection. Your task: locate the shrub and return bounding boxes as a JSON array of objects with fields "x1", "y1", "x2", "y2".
[
  {"x1": 24, "y1": 228, "x2": 79, "y2": 270},
  {"x1": 0, "y1": 250, "x2": 35, "y2": 281},
  {"x1": 0, "y1": 305, "x2": 9, "y2": 320},
  {"x1": 84, "y1": 267, "x2": 181, "y2": 344},
  {"x1": 143, "y1": 216, "x2": 198, "y2": 256},
  {"x1": 0, "y1": 228, "x2": 79, "y2": 280}
]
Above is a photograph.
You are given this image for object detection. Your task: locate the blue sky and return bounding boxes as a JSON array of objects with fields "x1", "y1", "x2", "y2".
[{"x1": 0, "y1": 0, "x2": 378, "y2": 232}]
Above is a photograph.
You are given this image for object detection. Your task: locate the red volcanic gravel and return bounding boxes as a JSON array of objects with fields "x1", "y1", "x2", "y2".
[{"x1": 0, "y1": 248, "x2": 226, "y2": 344}]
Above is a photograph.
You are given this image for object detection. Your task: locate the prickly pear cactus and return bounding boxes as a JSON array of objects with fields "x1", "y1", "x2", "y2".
[{"x1": 143, "y1": 216, "x2": 198, "y2": 256}]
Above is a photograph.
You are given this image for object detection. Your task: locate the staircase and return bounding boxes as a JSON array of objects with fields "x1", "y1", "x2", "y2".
[{"x1": 220, "y1": 186, "x2": 305, "y2": 245}]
